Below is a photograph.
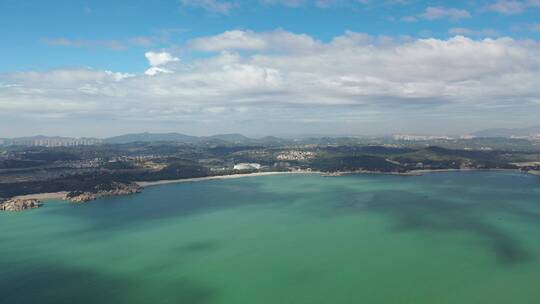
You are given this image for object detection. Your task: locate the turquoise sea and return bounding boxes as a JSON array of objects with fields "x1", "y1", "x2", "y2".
[{"x1": 1, "y1": 171, "x2": 540, "y2": 304}]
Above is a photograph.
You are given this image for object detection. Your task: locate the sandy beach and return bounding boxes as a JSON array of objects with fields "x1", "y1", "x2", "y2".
[
  {"x1": 13, "y1": 192, "x2": 68, "y2": 201},
  {"x1": 528, "y1": 170, "x2": 540, "y2": 176},
  {"x1": 136, "y1": 171, "x2": 318, "y2": 188},
  {"x1": 135, "y1": 168, "x2": 539, "y2": 188}
]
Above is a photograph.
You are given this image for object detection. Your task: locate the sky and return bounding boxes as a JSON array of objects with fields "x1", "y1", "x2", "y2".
[{"x1": 1, "y1": 0, "x2": 540, "y2": 138}]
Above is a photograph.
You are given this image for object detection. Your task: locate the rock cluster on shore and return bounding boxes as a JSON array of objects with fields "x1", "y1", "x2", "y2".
[
  {"x1": 0, "y1": 182, "x2": 142, "y2": 211},
  {"x1": 65, "y1": 182, "x2": 142, "y2": 203},
  {"x1": 0, "y1": 198, "x2": 43, "y2": 212}
]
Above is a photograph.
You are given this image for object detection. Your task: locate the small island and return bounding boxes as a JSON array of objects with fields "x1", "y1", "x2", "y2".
[{"x1": 0, "y1": 182, "x2": 141, "y2": 211}]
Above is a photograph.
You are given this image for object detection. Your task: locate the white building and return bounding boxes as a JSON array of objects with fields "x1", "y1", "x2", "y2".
[{"x1": 233, "y1": 163, "x2": 261, "y2": 170}]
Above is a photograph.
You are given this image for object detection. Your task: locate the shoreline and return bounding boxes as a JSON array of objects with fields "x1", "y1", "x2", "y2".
[
  {"x1": 136, "y1": 171, "x2": 320, "y2": 188},
  {"x1": 411, "y1": 168, "x2": 540, "y2": 177},
  {"x1": 7, "y1": 168, "x2": 538, "y2": 202},
  {"x1": 410, "y1": 168, "x2": 521, "y2": 174},
  {"x1": 137, "y1": 168, "x2": 537, "y2": 188}
]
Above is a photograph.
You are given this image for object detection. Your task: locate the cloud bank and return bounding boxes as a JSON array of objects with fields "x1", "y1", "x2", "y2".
[{"x1": 2, "y1": 30, "x2": 540, "y2": 135}]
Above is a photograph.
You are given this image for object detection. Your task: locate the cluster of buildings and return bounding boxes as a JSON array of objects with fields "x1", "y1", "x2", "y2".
[
  {"x1": 0, "y1": 136, "x2": 102, "y2": 147},
  {"x1": 510, "y1": 134, "x2": 540, "y2": 140},
  {"x1": 276, "y1": 150, "x2": 315, "y2": 161},
  {"x1": 392, "y1": 134, "x2": 456, "y2": 141}
]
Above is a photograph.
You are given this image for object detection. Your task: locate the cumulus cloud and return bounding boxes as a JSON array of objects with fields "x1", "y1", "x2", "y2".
[
  {"x1": 145, "y1": 51, "x2": 180, "y2": 66},
  {"x1": 188, "y1": 30, "x2": 268, "y2": 51},
  {"x1": 144, "y1": 51, "x2": 180, "y2": 76},
  {"x1": 187, "y1": 29, "x2": 318, "y2": 52},
  {"x1": 2, "y1": 31, "x2": 540, "y2": 134}
]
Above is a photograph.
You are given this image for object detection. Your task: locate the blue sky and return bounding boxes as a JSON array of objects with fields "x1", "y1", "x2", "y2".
[
  {"x1": 1, "y1": 0, "x2": 540, "y2": 137},
  {"x1": 2, "y1": 0, "x2": 539, "y2": 72}
]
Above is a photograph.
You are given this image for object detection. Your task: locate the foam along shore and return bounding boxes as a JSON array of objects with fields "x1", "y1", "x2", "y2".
[{"x1": 136, "y1": 171, "x2": 318, "y2": 188}]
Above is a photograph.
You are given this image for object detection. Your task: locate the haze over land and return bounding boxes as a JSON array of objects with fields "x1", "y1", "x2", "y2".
[{"x1": 1, "y1": 0, "x2": 540, "y2": 137}]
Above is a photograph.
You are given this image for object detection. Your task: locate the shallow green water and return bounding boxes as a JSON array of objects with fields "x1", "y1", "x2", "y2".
[{"x1": 1, "y1": 172, "x2": 540, "y2": 304}]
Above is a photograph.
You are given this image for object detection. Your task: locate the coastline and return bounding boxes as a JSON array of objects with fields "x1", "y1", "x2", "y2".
[
  {"x1": 411, "y1": 168, "x2": 540, "y2": 177},
  {"x1": 410, "y1": 168, "x2": 520, "y2": 174},
  {"x1": 6, "y1": 168, "x2": 538, "y2": 203},
  {"x1": 137, "y1": 168, "x2": 537, "y2": 189},
  {"x1": 136, "y1": 171, "x2": 320, "y2": 188}
]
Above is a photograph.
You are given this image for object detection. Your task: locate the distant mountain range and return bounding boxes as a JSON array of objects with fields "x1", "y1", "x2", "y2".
[
  {"x1": 4, "y1": 127, "x2": 540, "y2": 147},
  {"x1": 103, "y1": 133, "x2": 261, "y2": 144},
  {"x1": 0, "y1": 133, "x2": 291, "y2": 147},
  {"x1": 102, "y1": 133, "x2": 374, "y2": 145},
  {"x1": 472, "y1": 126, "x2": 540, "y2": 138},
  {"x1": 103, "y1": 133, "x2": 200, "y2": 144}
]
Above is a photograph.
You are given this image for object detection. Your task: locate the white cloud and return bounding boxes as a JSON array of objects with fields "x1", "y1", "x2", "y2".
[
  {"x1": 402, "y1": 6, "x2": 471, "y2": 22},
  {"x1": 144, "y1": 51, "x2": 180, "y2": 76},
  {"x1": 145, "y1": 51, "x2": 180, "y2": 67},
  {"x1": 179, "y1": 0, "x2": 237, "y2": 14},
  {"x1": 486, "y1": 0, "x2": 526, "y2": 14},
  {"x1": 2, "y1": 31, "x2": 540, "y2": 134},
  {"x1": 145, "y1": 67, "x2": 173, "y2": 76},
  {"x1": 485, "y1": 0, "x2": 540, "y2": 15},
  {"x1": 419, "y1": 6, "x2": 471, "y2": 20},
  {"x1": 188, "y1": 30, "x2": 268, "y2": 51},
  {"x1": 187, "y1": 29, "x2": 318, "y2": 52},
  {"x1": 448, "y1": 28, "x2": 499, "y2": 37}
]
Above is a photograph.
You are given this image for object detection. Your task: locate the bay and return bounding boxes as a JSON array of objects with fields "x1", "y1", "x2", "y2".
[{"x1": 1, "y1": 171, "x2": 540, "y2": 304}]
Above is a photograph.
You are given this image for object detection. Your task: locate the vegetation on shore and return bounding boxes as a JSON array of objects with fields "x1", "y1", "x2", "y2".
[{"x1": 1, "y1": 137, "x2": 539, "y2": 207}]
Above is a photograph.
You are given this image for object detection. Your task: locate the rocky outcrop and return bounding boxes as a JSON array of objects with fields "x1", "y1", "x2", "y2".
[
  {"x1": 0, "y1": 198, "x2": 43, "y2": 212},
  {"x1": 65, "y1": 182, "x2": 141, "y2": 203}
]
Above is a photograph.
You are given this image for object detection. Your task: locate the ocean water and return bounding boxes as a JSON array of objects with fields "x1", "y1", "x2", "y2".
[{"x1": 1, "y1": 171, "x2": 540, "y2": 304}]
